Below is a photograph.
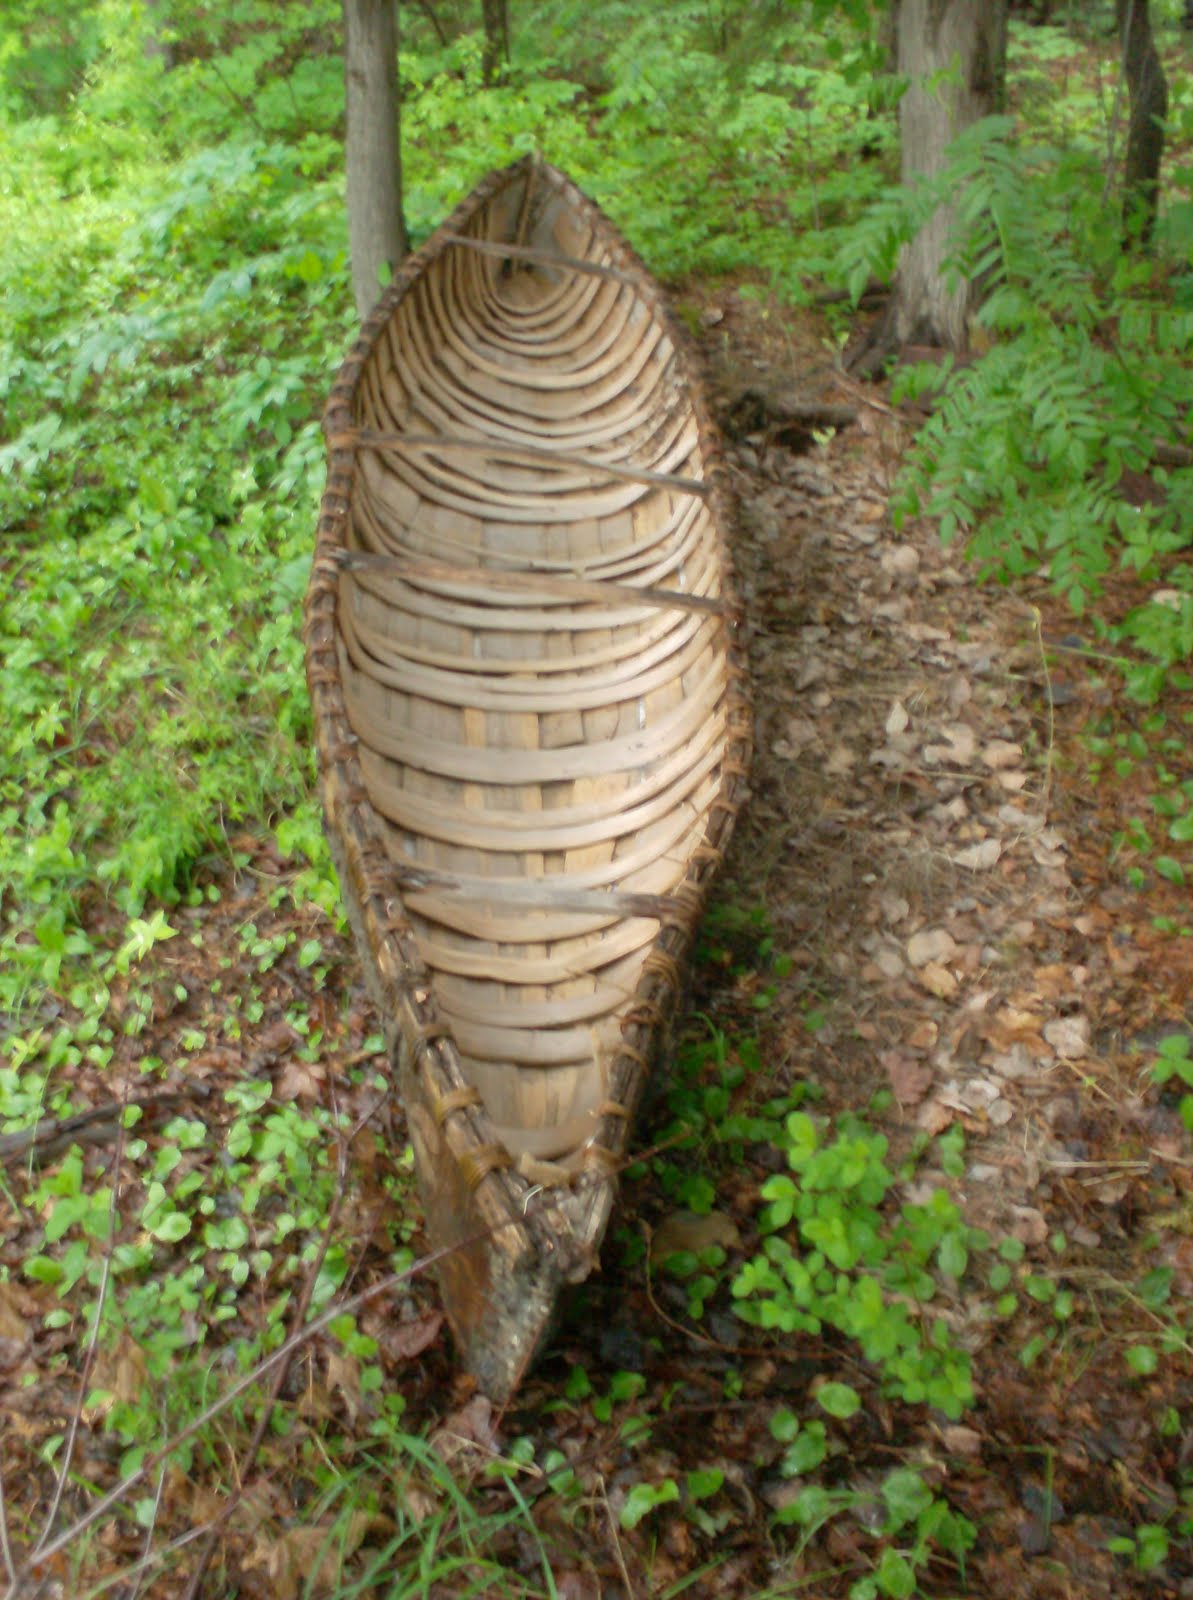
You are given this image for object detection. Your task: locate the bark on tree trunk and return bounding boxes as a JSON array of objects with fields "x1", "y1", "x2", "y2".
[
  {"x1": 1117, "y1": 0, "x2": 1167, "y2": 245},
  {"x1": 142, "y1": 0, "x2": 175, "y2": 69},
  {"x1": 345, "y1": 0, "x2": 407, "y2": 322},
  {"x1": 891, "y1": 0, "x2": 1007, "y2": 352},
  {"x1": 482, "y1": 0, "x2": 510, "y2": 85}
]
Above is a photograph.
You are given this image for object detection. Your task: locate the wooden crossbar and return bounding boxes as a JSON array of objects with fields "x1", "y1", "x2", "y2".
[
  {"x1": 442, "y1": 232, "x2": 641, "y2": 287},
  {"x1": 333, "y1": 548, "x2": 727, "y2": 617}
]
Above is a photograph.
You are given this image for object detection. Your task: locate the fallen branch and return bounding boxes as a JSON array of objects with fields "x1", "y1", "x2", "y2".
[
  {"x1": 0, "y1": 1085, "x2": 214, "y2": 1170},
  {"x1": 813, "y1": 277, "x2": 889, "y2": 307},
  {"x1": 724, "y1": 387, "x2": 858, "y2": 437}
]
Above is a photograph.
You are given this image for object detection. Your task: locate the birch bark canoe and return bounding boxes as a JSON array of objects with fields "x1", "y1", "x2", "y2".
[{"x1": 305, "y1": 156, "x2": 750, "y2": 1400}]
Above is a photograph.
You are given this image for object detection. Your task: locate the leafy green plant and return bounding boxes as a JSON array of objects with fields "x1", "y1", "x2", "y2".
[
  {"x1": 1149, "y1": 1034, "x2": 1193, "y2": 1131},
  {"x1": 843, "y1": 115, "x2": 1193, "y2": 698},
  {"x1": 733, "y1": 1110, "x2": 980, "y2": 1419}
]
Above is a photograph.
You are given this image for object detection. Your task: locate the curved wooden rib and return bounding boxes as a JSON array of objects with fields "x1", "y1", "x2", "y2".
[{"x1": 305, "y1": 157, "x2": 750, "y2": 1400}]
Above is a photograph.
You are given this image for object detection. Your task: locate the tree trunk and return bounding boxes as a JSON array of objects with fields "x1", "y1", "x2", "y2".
[
  {"x1": 142, "y1": 0, "x2": 175, "y2": 69},
  {"x1": 482, "y1": 0, "x2": 510, "y2": 84},
  {"x1": 1117, "y1": 0, "x2": 1167, "y2": 245},
  {"x1": 891, "y1": 0, "x2": 1007, "y2": 352},
  {"x1": 344, "y1": 0, "x2": 407, "y2": 322}
]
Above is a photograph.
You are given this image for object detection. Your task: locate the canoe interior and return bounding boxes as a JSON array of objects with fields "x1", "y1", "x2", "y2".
[{"x1": 306, "y1": 158, "x2": 749, "y2": 1397}]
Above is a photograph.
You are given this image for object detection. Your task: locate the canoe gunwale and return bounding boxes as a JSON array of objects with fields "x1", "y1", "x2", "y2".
[{"x1": 305, "y1": 156, "x2": 752, "y2": 1400}]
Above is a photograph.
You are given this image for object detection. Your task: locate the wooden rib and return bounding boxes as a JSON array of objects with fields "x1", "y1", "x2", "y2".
[
  {"x1": 358, "y1": 725, "x2": 725, "y2": 853},
  {"x1": 389, "y1": 865, "x2": 679, "y2": 920},
  {"x1": 414, "y1": 916, "x2": 659, "y2": 984},
  {"x1": 345, "y1": 654, "x2": 724, "y2": 783}
]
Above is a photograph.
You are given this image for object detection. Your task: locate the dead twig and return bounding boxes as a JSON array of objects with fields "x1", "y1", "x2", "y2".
[
  {"x1": 598, "y1": 1476, "x2": 638, "y2": 1600},
  {"x1": 0, "y1": 1085, "x2": 213, "y2": 1170},
  {"x1": 0, "y1": 1473, "x2": 16, "y2": 1590},
  {"x1": 1031, "y1": 605, "x2": 1056, "y2": 812}
]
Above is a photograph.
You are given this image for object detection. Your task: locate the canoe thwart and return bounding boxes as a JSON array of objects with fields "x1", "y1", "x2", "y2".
[
  {"x1": 330, "y1": 548, "x2": 729, "y2": 617},
  {"x1": 328, "y1": 426, "x2": 712, "y2": 499},
  {"x1": 441, "y1": 231, "x2": 643, "y2": 286}
]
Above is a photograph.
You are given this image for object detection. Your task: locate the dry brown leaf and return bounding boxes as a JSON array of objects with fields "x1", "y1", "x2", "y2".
[
  {"x1": 1032, "y1": 964, "x2": 1072, "y2": 1000},
  {"x1": 906, "y1": 928, "x2": 958, "y2": 968},
  {"x1": 880, "y1": 543, "x2": 920, "y2": 577},
  {"x1": 431, "y1": 1394, "x2": 499, "y2": 1469},
  {"x1": 651, "y1": 1210, "x2": 742, "y2": 1264},
  {"x1": 981, "y1": 740, "x2": 1023, "y2": 770},
  {"x1": 1042, "y1": 1016, "x2": 1090, "y2": 1060},
  {"x1": 556, "y1": 1570, "x2": 602, "y2": 1600},
  {"x1": 988, "y1": 1045, "x2": 1036, "y2": 1080},
  {"x1": 397, "y1": 1477, "x2": 440, "y2": 1526},
  {"x1": 885, "y1": 700, "x2": 910, "y2": 736},
  {"x1": 918, "y1": 962, "x2": 959, "y2": 999},
  {"x1": 927, "y1": 723, "x2": 978, "y2": 766},
  {"x1": 325, "y1": 1349, "x2": 361, "y2": 1424},
  {"x1": 953, "y1": 839, "x2": 1002, "y2": 871},
  {"x1": 0, "y1": 1283, "x2": 31, "y2": 1361},
  {"x1": 276, "y1": 1059, "x2": 326, "y2": 1101},
  {"x1": 246, "y1": 1511, "x2": 390, "y2": 1600},
  {"x1": 388, "y1": 1310, "x2": 444, "y2": 1362},
  {"x1": 940, "y1": 1424, "x2": 984, "y2": 1458},
  {"x1": 987, "y1": 1006, "x2": 1043, "y2": 1047},
  {"x1": 881, "y1": 1053, "x2": 933, "y2": 1108},
  {"x1": 997, "y1": 770, "x2": 1028, "y2": 792},
  {"x1": 87, "y1": 1333, "x2": 148, "y2": 1418},
  {"x1": 881, "y1": 892, "x2": 911, "y2": 924},
  {"x1": 1010, "y1": 1206, "x2": 1049, "y2": 1245},
  {"x1": 257, "y1": 1019, "x2": 302, "y2": 1056},
  {"x1": 872, "y1": 947, "x2": 905, "y2": 980},
  {"x1": 917, "y1": 1098, "x2": 957, "y2": 1135}
]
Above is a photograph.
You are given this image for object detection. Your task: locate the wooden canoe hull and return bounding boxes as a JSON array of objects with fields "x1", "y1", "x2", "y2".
[{"x1": 305, "y1": 158, "x2": 749, "y2": 1399}]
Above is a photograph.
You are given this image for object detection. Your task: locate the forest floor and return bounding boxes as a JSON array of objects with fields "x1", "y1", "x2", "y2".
[{"x1": 2, "y1": 291, "x2": 1191, "y2": 1600}]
